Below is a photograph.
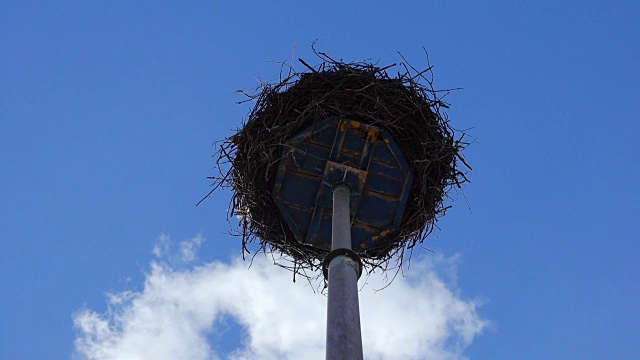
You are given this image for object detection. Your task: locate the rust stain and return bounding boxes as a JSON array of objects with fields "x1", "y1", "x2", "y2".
[
  {"x1": 372, "y1": 235, "x2": 379, "y2": 241},
  {"x1": 380, "y1": 230, "x2": 390, "y2": 236},
  {"x1": 367, "y1": 128, "x2": 378, "y2": 142},
  {"x1": 350, "y1": 121, "x2": 361, "y2": 128},
  {"x1": 357, "y1": 171, "x2": 367, "y2": 183}
]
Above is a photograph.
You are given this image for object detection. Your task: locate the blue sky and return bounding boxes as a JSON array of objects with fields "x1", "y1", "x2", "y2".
[{"x1": 1, "y1": 1, "x2": 638, "y2": 359}]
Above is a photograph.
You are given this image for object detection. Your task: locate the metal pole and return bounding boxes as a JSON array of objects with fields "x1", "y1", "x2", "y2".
[{"x1": 326, "y1": 184, "x2": 363, "y2": 360}]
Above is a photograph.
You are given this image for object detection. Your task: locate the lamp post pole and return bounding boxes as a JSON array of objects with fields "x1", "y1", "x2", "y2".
[{"x1": 325, "y1": 184, "x2": 363, "y2": 360}]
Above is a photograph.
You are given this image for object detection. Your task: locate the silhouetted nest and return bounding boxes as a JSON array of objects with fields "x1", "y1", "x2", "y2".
[{"x1": 205, "y1": 48, "x2": 470, "y2": 280}]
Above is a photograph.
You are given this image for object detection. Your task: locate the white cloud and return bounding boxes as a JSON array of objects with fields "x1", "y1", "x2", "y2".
[
  {"x1": 73, "y1": 235, "x2": 487, "y2": 360},
  {"x1": 151, "y1": 233, "x2": 170, "y2": 258},
  {"x1": 152, "y1": 233, "x2": 205, "y2": 264}
]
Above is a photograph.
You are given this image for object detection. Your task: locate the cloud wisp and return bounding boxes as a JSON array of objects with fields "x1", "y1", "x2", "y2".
[{"x1": 73, "y1": 235, "x2": 487, "y2": 360}]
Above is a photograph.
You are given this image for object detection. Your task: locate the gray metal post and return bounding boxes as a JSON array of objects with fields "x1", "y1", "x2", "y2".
[{"x1": 326, "y1": 184, "x2": 363, "y2": 360}]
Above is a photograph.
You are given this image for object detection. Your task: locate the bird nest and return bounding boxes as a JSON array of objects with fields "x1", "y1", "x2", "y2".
[{"x1": 207, "y1": 49, "x2": 470, "y2": 279}]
